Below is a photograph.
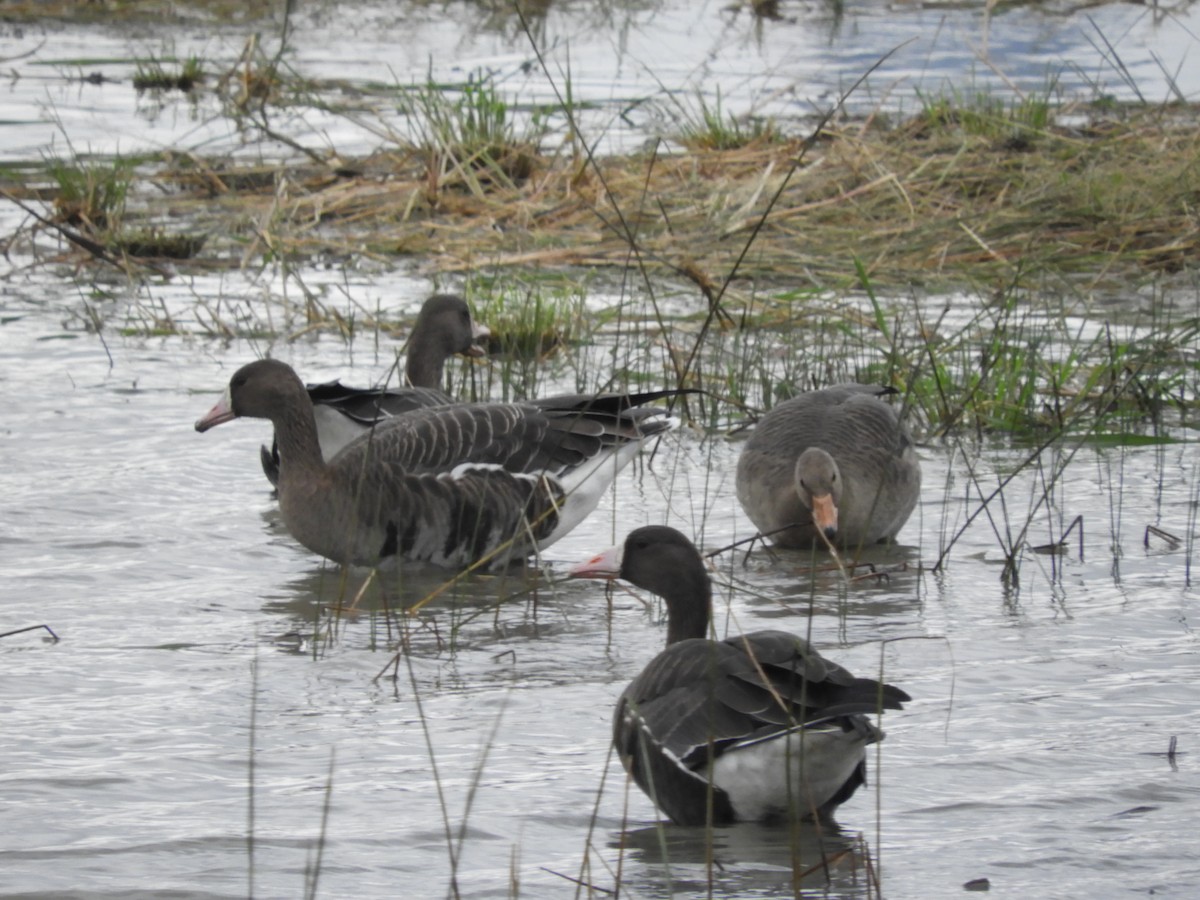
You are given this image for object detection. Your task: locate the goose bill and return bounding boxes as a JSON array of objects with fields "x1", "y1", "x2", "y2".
[
  {"x1": 810, "y1": 493, "x2": 837, "y2": 536},
  {"x1": 467, "y1": 320, "x2": 491, "y2": 357},
  {"x1": 194, "y1": 388, "x2": 235, "y2": 432},
  {"x1": 567, "y1": 543, "x2": 623, "y2": 579}
]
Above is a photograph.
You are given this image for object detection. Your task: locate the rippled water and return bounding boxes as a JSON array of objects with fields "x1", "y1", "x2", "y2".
[
  {"x1": 0, "y1": 0, "x2": 1197, "y2": 160},
  {"x1": 3, "y1": 2, "x2": 1200, "y2": 899},
  {"x1": 3, "y1": 270, "x2": 1198, "y2": 898}
]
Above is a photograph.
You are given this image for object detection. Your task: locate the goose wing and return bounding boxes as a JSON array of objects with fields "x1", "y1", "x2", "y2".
[
  {"x1": 322, "y1": 460, "x2": 564, "y2": 568},
  {"x1": 614, "y1": 632, "x2": 910, "y2": 814},
  {"x1": 306, "y1": 379, "x2": 454, "y2": 422},
  {"x1": 338, "y1": 391, "x2": 683, "y2": 479}
]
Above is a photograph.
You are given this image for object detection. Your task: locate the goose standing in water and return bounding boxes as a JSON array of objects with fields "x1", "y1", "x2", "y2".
[
  {"x1": 259, "y1": 293, "x2": 490, "y2": 485},
  {"x1": 569, "y1": 526, "x2": 909, "y2": 825},
  {"x1": 197, "y1": 359, "x2": 684, "y2": 569},
  {"x1": 735, "y1": 384, "x2": 920, "y2": 549}
]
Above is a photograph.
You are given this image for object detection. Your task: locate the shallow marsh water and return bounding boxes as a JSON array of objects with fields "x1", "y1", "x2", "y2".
[
  {"x1": 2, "y1": 1, "x2": 1200, "y2": 899},
  {"x1": 3, "y1": 271, "x2": 1199, "y2": 899}
]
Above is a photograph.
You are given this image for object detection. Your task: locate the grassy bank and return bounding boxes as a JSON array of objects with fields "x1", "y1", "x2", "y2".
[
  {"x1": 8, "y1": 98, "x2": 1199, "y2": 291},
  {"x1": 2, "y1": 4, "x2": 1197, "y2": 293}
]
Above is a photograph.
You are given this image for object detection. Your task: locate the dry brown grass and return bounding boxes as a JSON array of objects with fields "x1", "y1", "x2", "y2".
[
  {"x1": 0, "y1": 0, "x2": 273, "y2": 25},
  {"x1": 137, "y1": 103, "x2": 1200, "y2": 292},
  {"x1": 6, "y1": 100, "x2": 1199, "y2": 295}
]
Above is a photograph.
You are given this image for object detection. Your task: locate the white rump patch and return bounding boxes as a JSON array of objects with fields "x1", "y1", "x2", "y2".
[{"x1": 706, "y1": 724, "x2": 869, "y2": 821}]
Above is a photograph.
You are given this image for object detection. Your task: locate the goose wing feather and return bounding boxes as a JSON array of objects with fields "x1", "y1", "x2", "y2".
[
  {"x1": 305, "y1": 379, "x2": 453, "y2": 423},
  {"x1": 339, "y1": 395, "x2": 677, "y2": 479},
  {"x1": 616, "y1": 632, "x2": 910, "y2": 771},
  {"x1": 315, "y1": 460, "x2": 562, "y2": 567}
]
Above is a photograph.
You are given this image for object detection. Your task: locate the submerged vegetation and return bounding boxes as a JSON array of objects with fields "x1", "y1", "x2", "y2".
[{"x1": 0, "y1": 0, "x2": 273, "y2": 25}]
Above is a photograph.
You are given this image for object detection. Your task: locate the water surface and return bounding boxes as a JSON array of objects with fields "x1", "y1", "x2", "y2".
[
  {"x1": 0, "y1": 0, "x2": 1196, "y2": 161},
  {"x1": 3, "y1": 273, "x2": 1198, "y2": 898}
]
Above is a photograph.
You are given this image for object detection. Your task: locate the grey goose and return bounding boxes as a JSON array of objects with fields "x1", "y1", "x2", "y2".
[
  {"x1": 569, "y1": 526, "x2": 909, "y2": 825},
  {"x1": 735, "y1": 384, "x2": 920, "y2": 549},
  {"x1": 260, "y1": 293, "x2": 490, "y2": 485},
  {"x1": 197, "y1": 359, "x2": 685, "y2": 570}
]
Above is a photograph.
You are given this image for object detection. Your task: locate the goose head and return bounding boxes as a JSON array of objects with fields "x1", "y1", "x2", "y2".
[
  {"x1": 793, "y1": 447, "x2": 842, "y2": 542},
  {"x1": 568, "y1": 525, "x2": 711, "y2": 644},
  {"x1": 194, "y1": 359, "x2": 306, "y2": 432},
  {"x1": 406, "y1": 293, "x2": 490, "y2": 387}
]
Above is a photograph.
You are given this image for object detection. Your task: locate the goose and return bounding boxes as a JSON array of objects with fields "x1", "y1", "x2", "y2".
[
  {"x1": 196, "y1": 359, "x2": 685, "y2": 570},
  {"x1": 259, "y1": 293, "x2": 490, "y2": 485},
  {"x1": 569, "y1": 526, "x2": 909, "y2": 825},
  {"x1": 735, "y1": 384, "x2": 920, "y2": 549}
]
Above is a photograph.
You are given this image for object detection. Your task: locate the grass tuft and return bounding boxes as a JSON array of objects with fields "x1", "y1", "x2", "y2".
[
  {"x1": 664, "y1": 87, "x2": 781, "y2": 151},
  {"x1": 398, "y1": 71, "x2": 546, "y2": 193},
  {"x1": 133, "y1": 53, "x2": 205, "y2": 92},
  {"x1": 915, "y1": 79, "x2": 1057, "y2": 143},
  {"x1": 466, "y1": 280, "x2": 589, "y2": 401},
  {"x1": 46, "y1": 153, "x2": 134, "y2": 234}
]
